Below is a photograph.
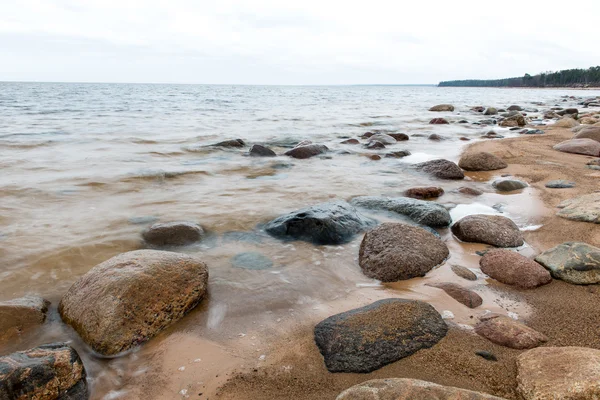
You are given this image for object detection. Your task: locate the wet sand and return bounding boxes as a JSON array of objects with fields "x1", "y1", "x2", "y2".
[{"x1": 211, "y1": 125, "x2": 600, "y2": 400}]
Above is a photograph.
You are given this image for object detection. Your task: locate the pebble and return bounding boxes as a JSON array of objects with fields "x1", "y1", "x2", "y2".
[{"x1": 475, "y1": 350, "x2": 498, "y2": 361}]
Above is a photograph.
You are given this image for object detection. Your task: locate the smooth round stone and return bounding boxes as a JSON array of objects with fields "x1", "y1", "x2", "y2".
[
  {"x1": 231, "y1": 252, "x2": 273, "y2": 270},
  {"x1": 493, "y1": 179, "x2": 528, "y2": 192},
  {"x1": 545, "y1": 180, "x2": 575, "y2": 189}
]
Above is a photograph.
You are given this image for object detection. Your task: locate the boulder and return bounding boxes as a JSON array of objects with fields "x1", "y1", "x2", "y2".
[
  {"x1": 284, "y1": 144, "x2": 329, "y2": 159},
  {"x1": 429, "y1": 104, "x2": 455, "y2": 112},
  {"x1": 484, "y1": 107, "x2": 498, "y2": 115},
  {"x1": 554, "y1": 138, "x2": 600, "y2": 156},
  {"x1": 427, "y1": 282, "x2": 482, "y2": 308},
  {"x1": 573, "y1": 126, "x2": 600, "y2": 142},
  {"x1": 404, "y1": 186, "x2": 444, "y2": 200},
  {"x1": 517, "y1": 347, "x2": 600, "y2": 400},
  {"x1": 388, "y1": 133, "x2": 409, "y2": 141},
  {"x1": 142, "y1": 221, "x2": 204, "y2": 246},
  {"x1": 534, "y1": 242, "x2": 600, "y2": 284},
  {"x1": 428, "y1": 133, "x2": 444, "y2": 141},
  {"x1": 213, "y1": 139, "x2": 246, "y2": 148},
  {"x1": 364, "y1": 141, "x2": 385, "y2": 150},
  {"x1": 369, "y1": 134, "x2": 396, "y2": 145},
  {"x1": 359, "y1": 223, "x2": 449, "y2": 282},
  {"x1": 565, "y1": 108, "x2": 579, "y2": 115},
  {"x1": 451, "y1": 264, "x2": 478, "y2": 281},
  {"x1": 59, "y1": 250, "x2": 209, "y2": 355},
  {"x1": 556, "y1": 193, "x2": 600, "y2": 223},
  {"x1": 351, "y1": 196, "x2": 452, "y2": 228},
  {"x1": 545, "y1": 180, "x2": 575, "y2": 189},
  {"x1": 385, "y1": 150, "x2": 411, "y2": 158},
  {"x1": 0, "y1": 343, "x2": 87, "y2": 400},
  {"x1": 341, "y1": 139, "x2": 360, "y2": 145},
  {"x1": 451, "y1": 214, "x2": 524, "y2": 247},
  {"x1": 360, "y1": 132, "x2": 375, "y2": 139},
  {"x1": 480, "y1": 249, "x2": 552, "y2": 288},
  {"x1": 492, "y1": 179, "x2": 528, "y2": 192},
  {"x1": 507, "y1": 105, "x2": 523, "y2": 111},
  {"x1": 336, "y1": 378, "x2": 506, "y2": 400},
  {"x1": 475, "y1": 315, "x2": 547, "y2": 349},
  {"x1": 499, "y1": 114, "x2": 526, "y2": 127},
  {"x1": 249, "y1": 144, "x2": 276, "y2": 157},
  {"x1": 458, "y1": 187, "x2": 483, "y2": 196},
  {"x1": 429, "y1": 118, "x2": 449, "y2": 125},
  {"x1": 554, "y1": 118, "x2": 580, "y2": 128},
  {"x1": 264, "y1": 201, "x2": 376, "y2": 245},
  {"x1": 314, "y1": 299, "x2": 447, "y2": 373},
  {"x1": 415, "y1": 159, "x2": 465, "y2": 180},
  {"x1": 0, "y1": 295, "x2": 50, "y2": 343},
  {"x1": 458, "y1": 152, "x2": 507, "y2": 171}
]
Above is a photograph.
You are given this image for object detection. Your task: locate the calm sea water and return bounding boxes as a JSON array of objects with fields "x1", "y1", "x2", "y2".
[{"x1": 1, "y1": 83, "x2": 599, "y2": 398}]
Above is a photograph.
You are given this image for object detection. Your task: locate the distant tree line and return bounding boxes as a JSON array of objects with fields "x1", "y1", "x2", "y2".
[{"x1": 438, "y1": 66, "x2": 600, "y2": 87}]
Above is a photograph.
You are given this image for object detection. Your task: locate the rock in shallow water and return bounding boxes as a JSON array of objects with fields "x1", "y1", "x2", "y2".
[
  {"x1": 0, "y1": 295, "x2": 50, "y2": 344},
  {"x1": 249, "y1": 144, "x2": 276, "y2": 157},
  {"x1": 429, "y1": 104, "x2": 455, "y2": 112},
  {"x1": 415, "y1": 159, "x2": 464, "y2": 180},
  {"x1": 0, "y1": 343, "x2": 88, "y2": 400},
  {"x1": 480, "y1": 249, "x2": 551, "y2": 289},
  {"x1": 451, "y1": 264, "x2": 478, "y2": 281},
  {"x1": 59, "y1": 250, "x2": 209, "y2": 356},
  {"x1": 351, "y1": 196, "x2": 451, "y2": 228},
  {"x1": 429, "y1": 118, "x2": 449, "y2": 125},
  {"x1": 264, "y1": 201, "x2": 376, "y2": 245},
  {"x1": 142, "y1": 221, "x2": 204, "y2": 246},
  {"x1": 451, "y1": 214, "x2": 523, "y2": 247},
  {"x1": 359, "y1": 223, "x2": 449, "y2": 282},
  {"x1": 492, "y1": 179, "x2": 528, "y2": 192},
  {"x1": 556, "y1": 193, "x2": 600, "y2": 223},
  {"x1": 284, "y1": 144, "x2": 329, "y2": 159},
  {"x1": 427, "y1": 282, "x2": 482, "y2": 308},
  {"x1": 534, "y1": 242, "x2": 600, "y2": 284},
  {"x1": 314, "y1": 299, "x2": 447, "y2": 373},
  {"x1": 475, "y1": 315, "x2": 547, "y2": 349},
  {"x1": 336, "y1": 378, "x2": 506, "y2": 400},
  {"x1": 459, "y1": 152, "x2": 507, "y2": 171},
  {"x1": 213, "y1": 138, "x2": 246, "y2": 148},
  {"x1": 404, "y1": 186, "x2": 444, "y2": 199}
]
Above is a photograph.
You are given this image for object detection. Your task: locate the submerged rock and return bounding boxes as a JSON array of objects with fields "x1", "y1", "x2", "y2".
[
  {"x1": 451, "y1": 214, "x2": 523, "y2": 247},
  {"x1": 284, "y1": 144, "x2": 329, "y2": 159},
  {"x1": 369, "y1": 134, "x2": 396, "y2": 145},
  {"x1": 556, "y1": 193, "x2": 600, "y2": 223},
  {"x1": 458, "y1": 187, "x2": 483, "y2": 196},
  {"x1": 0, "y1": 295, "x2": 50, "y2": 343},
  {"x1": 364, "y1": 141, "x2": 385, "y2": 150},
  {"x1": 415, "y1": 159, "x2": 465, "y2": 180},
  {"x1": 545, "y1": 180, "x2": 575, "y2": 189},
  {"x1": 427, "y1": 282, "x2": 482, "y2": 308},
  {"x1": 388, "y1": 133, "x2": 409, "y2": 141},
  {"x1": 336, "y1": 378, "x2": 506, "y2": 400},
  {"x1": 351, "y1": 196, "x2": 451, "y2": 227},
  {"x1": 475, "y1": 315, "x2": 547, "y2": 349},
  {"x1": 249, "y1": 144, "x2": 276, "y2": 157},
  {"x1": 492, "y1": 179, "x2": 528, "y2": 192},
  {"x1": 404, "y1": 186, "x2": 444, "y2": 199},
  {"x1": 314, "y1": 299, "x2": 447, "y2": 373},
  {"x1": 359, "y1": 223, "x2": 449, "y2": 282},
  {"x1": 429, "y1": 104, "x2": 455, "y2": 112},
  {"x1": 340, "y1": 138, "x2": 360, "y2": 145},
  {"x1": 480, "y1": 249, "x2": 552, "y2": 288},
  {"x1": 507, "y1": 105, "x2": 523, "y2": 111},
  {"x1": 142, "y1": 221, "x2": 204, "y2": 246},
  {"x1": 0, "y1": 343, "x2": 87, "y2": 400},
  {"x1": 517, "y1": 347, "x2": 600, "y2": 400},
  {"x1": 458, "y1": 152, "x2": 507, "y2": 171},
  {"x1": 264, "y1": 201, "x2": 376, "y2": 245},
  {"x1": 231, "y1": 252, "x2": 273, "y2": 270},
  {"x1": 484, "y1": 107, "x2": 498, "y2": 115},
  {"x1": 451, "y1": 264, "x2": 478, "y2": 281},
  {"x1": 553, "y1": 138, "x2": 600, "y2": 156},
  {"x1": 534, "y1": 242, "x2": 600, "y2": 284},
  {"x1": 59, "y1": 250, "x2": 209, "y2": 356},
  {"x1": 429, "y1": 118, "x2": 449, "y2": 125},
  {"x1": 213, "y1": 139, "x2": 246, "y2": 148},
  {"x1": 385, "y1": 150, "x2": 411, "y2": 158}
]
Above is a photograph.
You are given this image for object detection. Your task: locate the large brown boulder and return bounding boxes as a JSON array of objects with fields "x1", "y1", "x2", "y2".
[
  {"x1": 573, "y1": 126, "x2": 600, "y2": 142},
  {"x1": 451, "y1": 214, "x2": 524, "y2": 247},
  {"x1": 142, "y1": 221, "x2": 204, "y2": 246},
  {"x1": 517, "y1": 347, "x2": 600, "y2": 400},
  {"x1": 480, "y1": 249, "x2": 552, "y2": 289},
  {"x1": 359, "y1": 223, "x2": 449, "y2": 282},
  {"x1": 458, "y1": 152, "x2": 507, "y2": 171},
  {"x1": 314, "y1": 299, "x2": 447, "y2": 373},
  {"x1": 284, "y1": 144, "x2": 328, "y2": 159},
  {"x1": 0, "y1": 343, "x2": 87, "y2": 400},
  {"x1": 429, "y1": 104, "x2": 455, "y2": 112},
  {"x1": 336, "y1": 378, "x2": 507, "y2": 400},
  {"x1": 416, "y1": 159, "x2": 465, "y2": 180},
  {"x1": 0, "y1": 295, "x2": 49, "y2": 344},
  {"x1": 59, "y1": 250, "x2": 209, "y2": 356},
  {"x1": 554, "y1": 138, "x2": 600, "y2": 156},
  {"x1": 475, "y1": 315, "x2": 547, "y2": 349}
]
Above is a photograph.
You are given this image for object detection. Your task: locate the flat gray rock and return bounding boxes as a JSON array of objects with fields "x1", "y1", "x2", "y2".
[
  {"x1": 557, "y1": 193, "x2": 600, "y2": 223},
  {"x1": 545, "y1": 180, "x2": 575, "y2": 189},
  {"x1": 535, "y1": 242, "x2": 600, "y2": 284}
]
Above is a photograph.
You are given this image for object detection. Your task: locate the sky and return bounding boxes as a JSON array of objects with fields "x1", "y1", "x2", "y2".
[{"x1": 1, "y1": 0, "x2": 599, "y2": 85}]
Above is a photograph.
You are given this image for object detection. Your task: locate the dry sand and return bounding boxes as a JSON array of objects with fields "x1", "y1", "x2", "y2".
[{"x1": 203, "y1": 125, "x2": 600, "y2": 400}]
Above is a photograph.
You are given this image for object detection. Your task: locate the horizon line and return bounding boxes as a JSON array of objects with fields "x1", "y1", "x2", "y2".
[{"x1": 0, "y1": 80, "x2": 439, "y2": 86}]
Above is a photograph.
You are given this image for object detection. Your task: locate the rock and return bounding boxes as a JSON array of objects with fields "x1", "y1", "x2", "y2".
[
  {"x1": 428, "y1": 133, "x2": 444, "y2": 141},
  {"x1": 404, "y1": 186, "x2": 444, "y2": 199},
  {"x1": 341, "y1": 139, "x2": 360, "y2": 145},
  {"x1": 544, "y1": 111, "x2": 559, "y2": 119},
  {"x1": 451, "y1": 214, "x2": 524, "y2": 247},
  {"x1": 369, "y1": 134, "x2": 396, "y2": 145},
  {"x1": 476, "y1": 351, "x2": 498, "y2": 362},
  {"x1": 545, "y1": 180, "x2": 575, "y2": 188},
  {"x1": 314, "y1": 299, "x2": 447, "y2": 373},
  {"x1": 213, "y1": 139, "x2": 246, "y2": 148},
  {"x1": 368, "y1": 154, "x2": 381, "y2": 161},
  {"x1": 265, "y1": 201, "x2": 376, "y2": 245},
  {"x1": 360, "y1": 132, "x2": 375, "y2": 139},
  {"x1": 385, "y1": 150, "x2": 411, "y2": 158},
  {"x1": 284, "y1": 144, "x2": 328, "y2": 159},
  {"x1": 59, "y1": 250, "x2": 209, "y2": 356},
  {"x1": 358, "y1": 223, "x2": 449, "y2": 282},
  {"x1": 351, "y1": 196, "x2": 452, "y2": 228},
  {"x1": 475, "y1": 315, "x2": 547, "y2": 349},
  {"x1": 458, "y1": 119, "x2": 469, "y2": 124},
  {"x1": 534, "y1": 242, "x2": 600, "y2": 284},
  {"x1": 574, "y1": 126, "x2": 600, "y2": 142},
  {"x1": 335, "y1": 378, "x2": 506, "y2": 400},
  {"x1": 480, "y1": 249, "x2": 552, "y2": 288},
  {"x1": 458, "y1": 187, "x2": 483, "y2": 196},
  {"x1": 388, "y1": 133, "x2": 409, "y2": 141},
  {"x1": 0, "y1": 343, "x2": 88, "y2": 400},
  {"x1": 458, "y1": 152, "x2": 507, "y2": 171},
  {"x1": 142, "y1": 221, "x2": 204, "y2": 246},
  {"x1": 451, "y1": 264, "x2": 478, "y2": 281},
  {"x1": 565, "y1": 107, "x2": 579, "y2": 115},
  {"x1": 479, "y1": 119, "x2": 497, "y2": 126},
  {"x1": 472, "y1": 106, "x2": 485, "y2": 113},
  {"x1": 249, "y1": 144, "x2": 276, "y2": 157},
  {"x1": 481, "y1": 132, "x2": 504, "y2": 139},
  {"x1": 429, "y1": 104, "x2": 455, "y2": 112},
  {"x1": 521, "y1": 129, "x2": 544, "y2": 135},
  {"x1": 415, "y1": 159, "x2": 465, "y2": 180},
  {"x1": 484, "y1": 107, "x2": 498, "y2": 115},
  {"x1": 364, "y1": 141, "x2": 385, "y2": 150},
  {"x1": 427, "y1": 282, "x2": 482, "y2": 308},
  {"x1": 517, "y1": 347, "x2": 600, "y2": 400},
  {"x1": 553, "y1": 138, "x2": 600, "y2": 156},
  {"x1": 0, "y1": 295, "x2": 50, "y2": 343},
  {"x1": 429, "y1": 118, "x2": 449, "y2": 125},
  {"x1": 231, "y1": 252, "x2": 273, "y2": 270},
  {"x1": 557, "y1": 193, "x2": 600, "y2": 223},
  {"x1": 507, "y1": 105, "x2": 523, "y2": 111},
  {"x1": 294, "y1": 140, "x2": 312, "y2": 147},
  {"x1": 554, "y1": 118, "x2": 580, "y2": 128},
  {"x1": 580, "y1": 117, "x2": 598, "y2": 125},
  {"x1": 499, "y1": 114, "x2": 526, "y2": 127},
  {"x1": 492, "y1": 179, "x2": 528, "y2": 192}
]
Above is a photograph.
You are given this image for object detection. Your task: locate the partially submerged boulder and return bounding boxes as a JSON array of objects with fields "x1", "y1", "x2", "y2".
[
  {"x1": 475, "y1": 315, "x2": 547, "y2": 349},
  {"x1": 534, "y1": 242, "x2": 600, "y2": 284},
  {"x1": 451, "y1": 214, "x2": 523, "y2": 247},
  {"x1": 213, "y1": 139, "x2": 246, "y2": 148},
  {"x1": 404, "y1": 186, "x2": 444, "y2": 200},
  {"x1": 314, "y1": 299, "x2": 447, "y2": 373},
  {"x1": 415, "y1": 159, "x2": 465, "y2": 180},
  {"x1": 492, "y1": 179, "x2": 528, "y2": 192},
  {"x1": 458, "y1": 152, "x2": 507, "y2": 171},
  {"x1": 249, "y1": 144, "x2": 276, "y2": 157},
  {"x1": 59, "y1": 250, "x2": 209, "y2": 356},
  {"x1": 142, "y1": 221, "x2": 204, "y2": 246},
  {"x1": 0, "y1": 295, "x2": 50, "y2": 343},
  {"x1": 429, "y1": 118, "x2": 449, "y2": 125},
  {"x1": 429, "y1": 104, "x2": 455, "y2": 112},
  {"x1": 284, "y1": 144, "x2": 329, "y2": 159},
  {"x1": 351, "y1": 196, "x2": 451, "y2": 227},
  {"x1": 480, "y1": 249, "x2": 552, "y2": 288}
]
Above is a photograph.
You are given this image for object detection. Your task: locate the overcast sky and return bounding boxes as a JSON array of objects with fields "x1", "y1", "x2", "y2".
[{"x1": 2, "y1": 0, "x2": 598, "y2": 85}]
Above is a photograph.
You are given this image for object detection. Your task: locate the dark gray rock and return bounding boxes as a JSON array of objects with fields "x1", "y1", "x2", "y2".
[
  {"x1": 545, "y1": 180, "x2": 575, "y2": 189},
  {"x1": 350, "y1": 196, "x2": 451, "y2": 227},
  {"x1": 385, "y1": 150, "x2": 411, "y2": 158},
  {"x1": 314, "y1": 299, "x2": 447, "y2": 373},
  {"x1": 249, "y1": 144, "x2": 276, "y2": 157},
  {"x1": 264, "y1": 201, "x2": 376, "y2": 245},
  {"x1": 284, "y1": 144, "x2": 328, "y2": 159},
  {"x1": 493, "y1": 179, "x2": 528, "y2": 192},
  {"x1": 451, "y1": 214, "x2": 524, "y2": 247},
  {"x1": 535, "y1": 242, "x2": 600, "y2": 284},
  {"x1": 213, "y1": 139, "x2": 246, "y2": 148},
  {"x1": 142, "y1": 221, "x2": 204, "y2": 246},
  {"x1": 415, "y1": 159, "x2": 465, "y2": 180},
  {"x1": 476, "y1": 350, "x2": 498, "y2": 361}
]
